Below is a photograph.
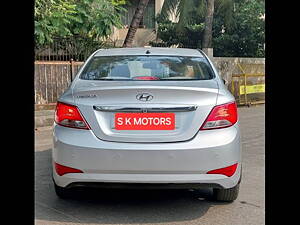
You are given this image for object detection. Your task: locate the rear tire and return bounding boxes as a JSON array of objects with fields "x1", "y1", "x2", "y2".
[
  {"x1": 212, "y1": 183, "x2": 240, "y2": 202},
  {"x1": 54, "y1": 182, "x2": 73, "y2": 199}
]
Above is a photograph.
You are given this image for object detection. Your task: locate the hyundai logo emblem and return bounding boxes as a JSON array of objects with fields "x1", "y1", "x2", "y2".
[{"x1": 136, "y1": 93, "x2": 153, "y2": 102}]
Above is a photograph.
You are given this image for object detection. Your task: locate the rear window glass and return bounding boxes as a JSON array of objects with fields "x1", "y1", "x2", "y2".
[{"x1": 80, "y1": 55, "x2": 215, "y2": 80}]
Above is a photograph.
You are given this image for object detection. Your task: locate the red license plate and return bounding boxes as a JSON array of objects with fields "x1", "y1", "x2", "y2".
[{"x1": 115, "y1": 113, "x2": 175, "y2": 130}]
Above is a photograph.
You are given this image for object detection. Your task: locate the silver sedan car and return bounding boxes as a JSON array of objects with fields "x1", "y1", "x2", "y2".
[{"x1": 52, "y1": 47, "x2": 241, "y2": 201}]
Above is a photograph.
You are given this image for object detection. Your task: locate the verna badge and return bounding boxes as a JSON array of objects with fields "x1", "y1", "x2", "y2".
[{"x1": 136, "y1": 93, "x2": 153, "y2": 102}]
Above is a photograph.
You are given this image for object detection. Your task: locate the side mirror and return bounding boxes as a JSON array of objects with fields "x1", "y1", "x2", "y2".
[{"x1": 222, "y1": 78, "x2": 228, "y2": 85}]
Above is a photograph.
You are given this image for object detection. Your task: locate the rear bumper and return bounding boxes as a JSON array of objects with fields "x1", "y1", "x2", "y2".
[
  {"x1": 52, "y1": 123, "x2": 241, "y2": 189},
  {"x1": 53, "y1": 171, "x2": 241, "y2": 190},
  {"x1": 64, "y1": 182, "x2": 224, "y2": 190}
]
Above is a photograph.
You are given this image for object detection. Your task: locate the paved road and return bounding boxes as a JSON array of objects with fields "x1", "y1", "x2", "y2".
[{"x1": 35, "y1": 105, "x2": 265, "y2": 225}]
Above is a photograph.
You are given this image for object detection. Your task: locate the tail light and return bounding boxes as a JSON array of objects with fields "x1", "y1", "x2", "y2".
[
  {"x1": 54, "y1": 162, "x2": 83, "y2": 176},
  {"x1": 200, "y1": 102, "x2": 238, "y2": 130},
  {"x1": 55, "y1": 102, "x2": 90, "y2": 129},
  {"x1": 207, "y1": 163, "x2": 238, "y2": 177}
]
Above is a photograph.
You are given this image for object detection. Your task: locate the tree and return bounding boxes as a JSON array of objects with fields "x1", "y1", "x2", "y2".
[
  {"x1": 35, "y1": 0, "x2": 126, "y2": 46},
  {"x1": 70, "y1": 0, "x2": 125, "y2": 40},
  {"x1": 202, "y1": 0, "x2": 214, "y2": 48},
  {"x1": 34, "y1": 0, "x2": 77, "y2": 45},
  {"x1": 213, "y1": 0, "x2": 265, "y2": 57},
  {"x1": 155, "y1": 0, "x2": 265, "y2": 57},
  {"x1": 159, "y1": 0, "x2": 233, "y2": 49},
  {"x1": 122, "y1": 0, "x2": 150, "y2": 47}
]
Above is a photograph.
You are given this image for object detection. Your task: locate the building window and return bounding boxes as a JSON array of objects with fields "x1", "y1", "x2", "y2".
[{"x1": 121, "y1": 0, "x2": 155, "y2": 29}]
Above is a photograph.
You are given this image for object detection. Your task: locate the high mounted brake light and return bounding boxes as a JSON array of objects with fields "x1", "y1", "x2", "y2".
[
  {"x1": 133, "y1": 76, "x2": 160, "y2": 80},
  {"x1": 55, "y1": 102, "x2": 90, "y2": 129},
  {"x1": 200, "y1": 102, "x2": 238, "y2": 130}
]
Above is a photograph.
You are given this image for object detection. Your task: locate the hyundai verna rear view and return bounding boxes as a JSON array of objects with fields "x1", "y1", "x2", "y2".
[{"x1": 52, "y1": 47, "x2": 241, "y2": 201}]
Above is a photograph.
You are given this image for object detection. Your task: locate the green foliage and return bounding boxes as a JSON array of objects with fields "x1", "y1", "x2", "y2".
[
  {"x1": 70, "y1": 0, "x2": 125, "y2": 39},
  {"x1": 156, "y1": 0, "x2": 234, "y2": 49},
  {"x1": 152, "y1": 21, "x2": 204, "y2": 48},
  {"x1": 154, "y1": 0, "x2": 207, "y2": 48},
  {"x1": 156, "y1": 0, "x2": 265, "y2": 57},
  {"x1": 35, "y1": 0, "x2": 77, "y2": 45},
  {"x1": 35, "y1": 0, "x2": 126, "y2": 46},
  {"x1": 159, "y1": 0, "x2": 206, "y2": 28},
  {"x1": 111, "y1": 0, "x2": 126, "y2": 5},
  {"x1": 214, "y1": 0, "x2": 234, "y2": 32},
  {"x1": 213, "y1": 0, "x2": 265, "y2": 57},
  {"x1": 159, "y1": 0, "x2": 180, "y2": 22}
]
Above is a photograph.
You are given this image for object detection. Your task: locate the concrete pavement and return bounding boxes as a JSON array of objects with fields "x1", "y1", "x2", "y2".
[{"x1": 35, "y1": 105, "x2": 265, "y2": 225}]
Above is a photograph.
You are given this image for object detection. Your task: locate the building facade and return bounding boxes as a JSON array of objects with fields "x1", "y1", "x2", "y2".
[{"x1": 110, "y1": 0, "x2": 167, "y2": 47}]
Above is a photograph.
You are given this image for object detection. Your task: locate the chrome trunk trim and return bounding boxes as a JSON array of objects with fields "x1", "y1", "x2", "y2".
[{"x1": 93, "y1": 105, "x2": 197, "y2": 112}]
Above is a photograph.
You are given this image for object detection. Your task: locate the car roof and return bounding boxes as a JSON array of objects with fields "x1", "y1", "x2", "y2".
[{"x1": 94, "y1": 47, "x2": 204, "y2": 57}]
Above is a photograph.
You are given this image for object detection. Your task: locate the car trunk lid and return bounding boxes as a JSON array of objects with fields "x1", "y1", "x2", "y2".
[{"x1": 73, "y1": 80, "x2": 218, "y2": 143}]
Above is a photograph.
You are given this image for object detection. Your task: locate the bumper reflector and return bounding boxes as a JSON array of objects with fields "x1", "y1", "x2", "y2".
[
  {"x1": 207, "y1": 163, "x2": 238, "y2": 177},
  {"x1": 54, "y1": 162, "x2": 83, "y2": 176}
]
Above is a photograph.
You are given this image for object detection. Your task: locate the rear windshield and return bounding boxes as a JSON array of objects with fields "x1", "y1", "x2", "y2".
[{"x1": 80, "y1": 55, "x2": 215, "y2": 80}]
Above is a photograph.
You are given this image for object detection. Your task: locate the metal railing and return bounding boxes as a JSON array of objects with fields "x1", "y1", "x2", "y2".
[
  {"x1": 230, "y1": 63, "x2": 265, "y2": 106},
  {"x1": 35, "y1": 37, "x2": 115, "y2": 61}
]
